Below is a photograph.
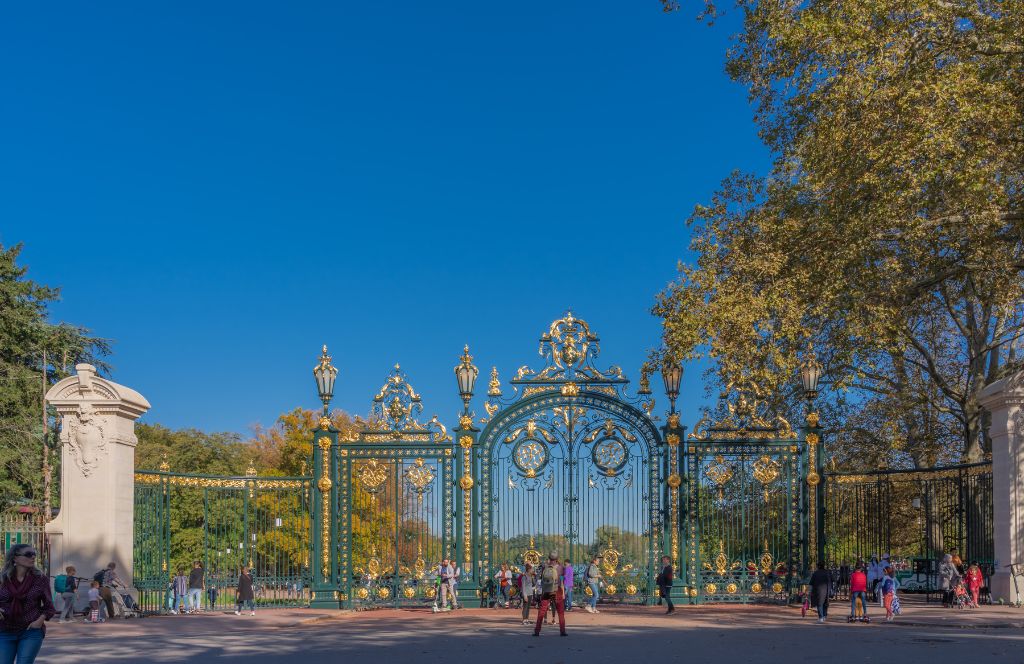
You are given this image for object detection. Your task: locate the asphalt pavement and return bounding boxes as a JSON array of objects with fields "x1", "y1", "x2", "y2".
[{"x1": 38, "y1": 602, "x2": 1024, "y2": 663}]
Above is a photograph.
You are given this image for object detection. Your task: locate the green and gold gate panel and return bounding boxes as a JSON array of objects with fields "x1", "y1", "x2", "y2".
[
  {"x1": 685, "y1": 387, "x2": 804, "y2": 604},
  {"x1": 476, "y1": 314, "x2": 664, "y2": 605},
  {"x1": 133, "y1": 464, "x2": 313, "y2": 614},
  {"x1": 320, "y1": 365, "x2": 454, "y2": 609}
]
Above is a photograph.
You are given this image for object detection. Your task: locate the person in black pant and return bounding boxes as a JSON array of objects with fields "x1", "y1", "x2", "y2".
[
  {"x1": 810, "y1": 561, "x2": 831, "y2": 623},
  {"x1": 656, "y1": 556, "x2": 674, "y2": 614}
]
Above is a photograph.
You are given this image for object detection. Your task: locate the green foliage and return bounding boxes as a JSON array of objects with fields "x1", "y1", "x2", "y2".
[
  {"x1": 656, "y1": 0, "x2": 1024, "y2": 467},
  {"x1": 0, "y1": 242, "x2": 110, "y2": 508}
]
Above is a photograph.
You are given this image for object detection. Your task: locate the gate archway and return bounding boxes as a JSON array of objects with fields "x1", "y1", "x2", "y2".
[{"x1": 473, "y1": 313, "x2": 665, "y2": 604}]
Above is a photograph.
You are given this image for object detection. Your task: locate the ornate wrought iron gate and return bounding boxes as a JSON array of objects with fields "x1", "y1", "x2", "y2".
[
  {"x1": 133, "y1": 468, "x2": 312, "y2": 613},
  {"x1": 312, "y1": 366, "x2": 454, "y2": 609},
  {"x1": 473, "y1": 314, "x2": 664, "y2": 604},
  {"x1": 300, "y1": 313, "x2": 815, "y2": 608},
  {"x1": 684, "y1": 393, "x2": 805, "y2": 603}
]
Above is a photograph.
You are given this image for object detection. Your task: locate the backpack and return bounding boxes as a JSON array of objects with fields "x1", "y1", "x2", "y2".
[
  {"x1": 541, "y1": 564, "x2": 560, "y2": 594},
  {"x1": 93, "y1": 570, "x2": 107, "y2": 585},
  {"x1": 54, "y1": 574, "x2": 68, "y2": 593}
]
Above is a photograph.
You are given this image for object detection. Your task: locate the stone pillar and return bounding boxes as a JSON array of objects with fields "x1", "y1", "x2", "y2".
[
  {"x1": 44, "y1": 364, "x2": 150, "y2": 594},
  {"x1": 979, "y1": 371, "x2": 1024, "y2": 603}
]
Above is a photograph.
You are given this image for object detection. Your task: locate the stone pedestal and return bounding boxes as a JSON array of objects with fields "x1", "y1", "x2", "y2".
[
  {"x1": 979, "y1": 371, "x2": 1024, "y2": 603},
  {"x1": 45, "y1": 364, "x2": 150, "y2": 594}
]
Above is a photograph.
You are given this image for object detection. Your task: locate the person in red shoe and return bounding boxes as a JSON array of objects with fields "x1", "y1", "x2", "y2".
[{"x1": 533, "y1": 552, "x2": 566, "y2": 637}]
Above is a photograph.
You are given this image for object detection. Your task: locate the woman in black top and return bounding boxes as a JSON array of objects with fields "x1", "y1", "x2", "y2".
[
  {"x1": 235, "y1": 568, "x2": 255, "y2": 616},
  {"x1": 809, "y1": 562, "x2": 831, "y2": 623},
  {"x1": 656, "y1": 556, "x2": 674, "y2": 614}
]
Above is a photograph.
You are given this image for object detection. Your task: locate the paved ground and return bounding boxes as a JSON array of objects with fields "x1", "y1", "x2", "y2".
[{"x1": 39, "y1": 601, "x2": 1024, "y2": 663}]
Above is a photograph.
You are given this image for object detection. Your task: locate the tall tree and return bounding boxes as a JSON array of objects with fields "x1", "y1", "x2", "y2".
[
  {"x1": 655, "y1": 0, "x2": 1023, "y2": 466},
  {"x1": 0, "y1": 243, "x2": 110, "y2": 509}
]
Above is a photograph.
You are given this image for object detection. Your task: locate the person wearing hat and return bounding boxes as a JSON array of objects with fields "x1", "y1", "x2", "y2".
[{"x1": 533, "y1": 552, "x2": 567, "y2": 637}]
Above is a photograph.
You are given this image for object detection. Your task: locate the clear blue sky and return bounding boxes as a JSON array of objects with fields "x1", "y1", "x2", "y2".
[{"x1": 2, "y1": 2, "x2": 768, "y2": 437}]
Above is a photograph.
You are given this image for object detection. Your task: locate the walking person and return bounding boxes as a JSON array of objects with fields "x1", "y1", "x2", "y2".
[
  {"x1": 0, "y1": 543, "x2": 56, "y2": 664},
  {"x1": 235, "y1": 567, "x2": 255, "y2": 616},
  {"x1": 809, "y1": 562, "x2": 830, "y2": 623},
  {"x1": 533, "y1": 552, "x2": 567, "y2": 637},
  {"x1": 187, "y1": 561, "x2": 204, "y2": 614},
  {"x1": 880, "y1": 566, "x2": 900, "y2": 622},
  {"x1": 171, "y1": 569, "x2": 187, "y2": 615},
  {"x1": 94, "y1": 562, "x2": 121, "y2": 620},
  {"x1": 848, "y1": 563, "x2": 869, "y2": 622},
  {"x1": 493, "y1": 563, "x2": 512, "y2": 608},
  {"x1": 562, "y1": 558, "x2": 574, "y2": 612},
  {"x1": 55, "y1": 566, "x2": 78, "y2": 623},
  {"x1": 939, "y1": 554, "x2": 959, "y2": 608},
  {"x1": 656, "y1": 555, "x2": 675, "y2": 614},
  {"x1": 584, "y1": 556, "x2": 602, "y2": 614},
  {"x1": 518, "y1": 564, "x2": 537, "y2": 625}
]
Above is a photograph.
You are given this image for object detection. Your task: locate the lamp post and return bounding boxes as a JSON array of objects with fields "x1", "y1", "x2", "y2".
[
  {"x1": 662, "y1": 361, "x2": 683, "y2": 414},
  {"x1": 313, "y1": 345, "x2": 338, "y2": 419},
  {"x1": 660, "y1": 359, "x2": 684, "y2": 602},
  {"x1": 454, "y1": 345, "x2": 478, "y2": 417},
  {"x1": 310, "y1": 345, "x2": 340, "y2": 608},
  {"x1": 799, "y1": 345, "x2": 825, "y2": 570},
  {"x1": 453, "y1": 345, "x2": 479, "y2": 601}
]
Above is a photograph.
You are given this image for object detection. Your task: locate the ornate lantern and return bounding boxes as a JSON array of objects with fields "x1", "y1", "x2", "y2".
[
  {"x1": 799, "y1": 346, "x2": 823, "y2": 402},
  {"x1": 454, "y1": 344, "x2": 478, "y2": 411},
  {"x1": 313, "y1": 345, "x2": 338, "y2": 415},
  {"x1": 661, "y1": 361, "x2": 683, "y2": 412}
]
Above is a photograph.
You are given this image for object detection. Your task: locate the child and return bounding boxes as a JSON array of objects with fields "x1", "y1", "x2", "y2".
[
  {"x1": 966, "y1": 561, "x2": 983, "y2": 608},
  {"x1": 88, "y1": 580, "x2": 103, "y2": 622},
  {"x1": 172, "y1": 568, "x2": 188, "y2": 614}
]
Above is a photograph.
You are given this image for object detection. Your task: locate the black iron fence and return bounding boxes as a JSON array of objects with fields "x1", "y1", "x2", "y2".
[{"x1": 823, "y1": 462, "x2": 993, "y2": 597}]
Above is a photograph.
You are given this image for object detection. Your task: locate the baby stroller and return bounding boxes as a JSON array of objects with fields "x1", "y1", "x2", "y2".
[
  {"x1": 110, "y1": 582, "x2": 141, "y2": 619},
  {"x1": 952, "y1": 582, "x2": 974, "y2": 609}
]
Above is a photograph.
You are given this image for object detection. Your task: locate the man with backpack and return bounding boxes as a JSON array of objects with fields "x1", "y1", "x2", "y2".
[
  {"x1": 533, "y1": 552, "x2": 567, "y2": 637},
  {"x1": 55, "y1": 565, "x2": 79, "y2": 622},
  {"x1": 94, "y1": 562, "x2": 121, "y2": 619}
]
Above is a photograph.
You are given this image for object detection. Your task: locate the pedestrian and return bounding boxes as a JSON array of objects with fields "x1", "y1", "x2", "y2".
[
  {"x1": 235, "y1": 567, "x2": 255, "y2": 616},
  {"x1": 493, "y1": 563, "x2": 512, "y2": 608},
  {"x1": 170, "y1": 569, "x2": 187, "y2": 615},
  {"x1": 848, "y1": 563, "x2": 869, "y2": 622},
  {"x1": 533, "y1": 552, "x2": 566, "y2": 637},
  {"x1": 866, "y1": 554, "x2": 881, "y2": 598},
  {"x1": 877, "y1": 554, "x2": 891, "y2": 606},
  {"x1": 0, "y1": 543, "x2": 56, "y2": 663},
  {"x1": 880, "y1": 566, "x2": 900, "y2": 622},
  {"x1": 86, "y1": 581, "x2": 102, "y2": 623},
  {"x1": 55, "y1": 566, "x2": 78, "y2": 623},
  {"x1": 94, "y1": 562, "x2": 120, "y2": 620},
  {"x1": 450, "y1": 561, "x2": 462, "y2": 609},
  {"x1": 656, "y1": 555, "x2": 675, "y2": 614},
  {"x1": 583, "y1": 556, "x2": 602, "y2": 614},
  {"x1": 207, "y1": 578, "x2": 219, "y2": 611},
  {"x1": 950, "y1": 549, "x2": 964, "y2": 575},
  {"x1": 518, "y1": 563, "x2": 537, "y2": 625},
  {"x1": 966, "y1": 561, "x2": 983, "y2": 607},
  {"x1": 437, "y1": 559, "x2": 456, "y2": 612},
  {"x1": 562, "y1": 558, "x2": 574, "y2": 612},
  {"x1": 938, "y1": 554, "x2": 959, "y2": 608},
  {"x1": 187, "y1": 561, "x2": 204, "y2": 614},
  {"x1": 809, "y1": 561, "x2": 830, "y2": 623}
]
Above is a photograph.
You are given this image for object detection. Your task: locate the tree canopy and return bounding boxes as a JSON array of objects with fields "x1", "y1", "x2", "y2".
[
  {"x1": 655, "y1": 0, "x2": 1023, "y2": 467},
  {"x1": 0, "y1": 243, "x2": 110, "y2": 508}
]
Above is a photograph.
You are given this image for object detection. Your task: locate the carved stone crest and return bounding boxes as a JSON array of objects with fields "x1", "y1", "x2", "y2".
[{"x1": 64, "y1": 404, "x2": 107, "y2": 476}]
